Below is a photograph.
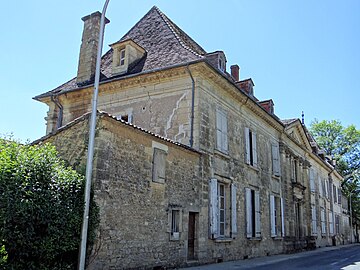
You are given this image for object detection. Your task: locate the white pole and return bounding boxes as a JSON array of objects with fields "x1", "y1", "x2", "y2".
[{"x1": 79, "y1": 1, "x2": 110, "y2": 269}]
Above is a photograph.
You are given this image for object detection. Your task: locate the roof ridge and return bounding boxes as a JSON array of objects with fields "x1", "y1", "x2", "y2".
[{"x1": 154, "y1": 6, "x2": 205, "y2": 58}]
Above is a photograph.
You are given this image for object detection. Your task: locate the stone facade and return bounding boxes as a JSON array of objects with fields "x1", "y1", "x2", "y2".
[{"x1": 33, "y1": 6, "x2": 352, "y2": 269}]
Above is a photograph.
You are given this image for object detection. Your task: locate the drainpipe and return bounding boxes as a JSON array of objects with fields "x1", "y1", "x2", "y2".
[
  {"x1": 51, "y1": 95, "x2": 63, "y2": 129},
  {"x1": 186, "y1": 64, "x2": 195, "y2": 148}
]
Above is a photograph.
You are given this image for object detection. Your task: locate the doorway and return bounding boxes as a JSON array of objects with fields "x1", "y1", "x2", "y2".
[{"x1": 187, "y1": 212, "x2": 197, "y2": 260}]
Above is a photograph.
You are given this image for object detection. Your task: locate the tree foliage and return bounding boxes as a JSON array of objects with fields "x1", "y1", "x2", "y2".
[
  {"x1": 310, "y1": 119, "x2": 360, "y2": 224},
  {"x1": 0, "y1": 138, "x2": 99, "y2": 269}
]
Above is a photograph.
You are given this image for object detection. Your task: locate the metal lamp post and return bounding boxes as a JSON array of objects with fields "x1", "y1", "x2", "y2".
[{"x1": 79, "y1": 0, "x2": 110, "y2": 269}]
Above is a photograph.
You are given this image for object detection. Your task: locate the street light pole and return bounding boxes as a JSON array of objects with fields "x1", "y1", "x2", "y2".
[{"x1": 79, "y1": 0, "x2": 110, "y2": 269}]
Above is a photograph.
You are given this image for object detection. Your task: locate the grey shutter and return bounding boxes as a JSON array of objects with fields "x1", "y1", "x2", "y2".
[
  {"x1": 311, "y1": 205, "x2": 317, "y2": 235},
  {"x1": 309, "y1": 169, "x2": 315, "y2": 192},
  {"x1": 280, "y1": 197, "x2": 285, "y2": 237},
  {"x1": 245, "y1": 188, "x2": 252, "y2": 238},
  {"x1": 152, "y1": 148, "x2": 166, "y2": 183},
  {"x1": 270, "y1": 195, "x2": 276, "y2": 237},
  {"x1": 245, "y1": 127, "x2": 250, "y2": 164},
  {"x1": 252, "y1": 131, "x2": 258, "y2": 167},
  {"x1": 209, "y1": 179, "x2": 218, "y2": 238},
  {"x1": 216, "y1": 109, "x2": 222, "y2": 151},
  {"x1": 231, "y1": 183, "x2": 237, "y2": 236},
  {"x1": 329, "y1": 212, "x2": 334, "y2": 234},
  {"x1": 222, "y1": 112, "x2": 228, "y2": 153},
  {"x1": 272, "y1": 143, "x2": 280, "y2": 176},
  {"x1": 333, "y1": 185, "x2": 337, "y2": 203},
  {"x1": 255, "y1": 190, "x2": 261, "y2": 237}
]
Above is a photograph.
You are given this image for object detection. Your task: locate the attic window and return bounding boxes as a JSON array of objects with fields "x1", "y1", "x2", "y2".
[
  {"x1": 118, "y1": 48, "x2": 126, "y2": 66},
  {"x1": 218, "y1": 57, "x2": 225, "y2": 72}
]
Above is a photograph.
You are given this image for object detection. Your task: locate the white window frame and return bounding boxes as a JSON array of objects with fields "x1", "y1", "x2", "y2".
[
  {"x1": 216, "y1": 108, "x2": 228, "y2": 154},
  {"x1": 270, "y1": 195, "x2": 285, "y2": 237},
  {"x1": 119, "y1": 48, "x2": 126, "y2": 66},
  {"x1": 246, "y1": 188, "x2": 261, "y2": 238},
  {"x1": 218, "y1": 183, "x2": 226, "y2": 237},
  {"x1": 321, "y1": 208, "x2": 326, "y2": 235},
  {"x1": 209, "y1": 179, "x2": 237, "y2": 239},
  {"x1": 245, "y1": 128, "x2": 257, "y2": 167}
]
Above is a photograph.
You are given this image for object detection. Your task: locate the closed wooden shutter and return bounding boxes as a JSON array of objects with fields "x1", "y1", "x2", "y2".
[
  {"x1": 245, "y1": 188, "x2": 252, "y2": 238},
  {"x1": 272, "y1": 143, "x2": 280, "y2": 176},
  {"x1": 252, "y1": 131, "x2": 258, "y2": 167},
  {"x1": 270, "y1": 195, "x2": 276, "y2": 237},
  {"x1": 255, "y1": 190, "x2": 261, "y2": 237},
  {"x1": 245, "y1": 128, "x2": 250, "y2": 164},
  {"x1": 309, "y1": 169, "x2": 315, "y2": 192},
  {"x1": 152, "y1": 148, "x2": 166, "y2": 183},
  {"x1": 209, "y1": 179, "x2": 218, "y2": 238},
  {"x1": 280, "y1": 197, "x2": 285, "y2": 237},
  {"x1": 216, "y1": 109, "x2": 222, "y2": 151},
  {"x1": 231, "y1": 183, "x2": 237, "y2": 236}
]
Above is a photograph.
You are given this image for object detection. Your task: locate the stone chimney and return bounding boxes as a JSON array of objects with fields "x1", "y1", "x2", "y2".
[
  {"x1": 76, "y1": 11, "x2": 110, "y2": 86},
  {"x1": 230, "y1": 65, "x2": 239, "y2": 81}
]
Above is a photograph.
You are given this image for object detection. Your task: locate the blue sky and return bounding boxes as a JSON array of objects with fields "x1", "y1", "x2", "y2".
[{"x1": 1, "y1": 0, "x2": 359, "y2": 142}]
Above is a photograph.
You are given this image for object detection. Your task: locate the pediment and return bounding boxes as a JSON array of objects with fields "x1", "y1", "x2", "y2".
[{"x1": 283, "y1": 120, "x2": 312, "y2": 151}]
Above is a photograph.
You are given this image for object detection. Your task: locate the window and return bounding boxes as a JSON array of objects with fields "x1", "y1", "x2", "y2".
[
  {"x1": 171, "y1": 210, "x2": 180, "y2": 239},
  {"x1": 116, "y1": 112, "x2": 133, "y2": 123},
  {"x1": 309, "y1": 169, "x2": 315, "y2": 192},
  {"x1": 291, "y1": 158, "x2": 298, "y2": 182},
  {"x1": 338, "y1": 187, "x2": 342, "y2": 205},
  {"x1": 245, "y1": 188, "x2": 261, "y2": 238},
  {"x1": 271, "y1": 143, "x2": 281, "y2": 176},
  {"x1": 245, "y1": 128, "x2": 257, "y2": 167},
  {"x1": 335, "y1": 214, "x2": 340, "y2": 234},
  {"x1": 209, "y1": 179, "x2": 237, "y2": 239},
  {"x1": 333, "y1": 184, "x2": 337, "y2": 203},
  {"x1": 270, "y1": 195, "x2": 284, "y2": 237},
  {"x1": 152, "y1": 148, "x2": 167, "y2": 183},
  {"x1": 325, "y1": 179, "x2": 329, "y2": 199},
  {"x1": 319, "y1": 177, "x2": 323, "y2": 197},
  {"x1": 329, "y1": 211, "x2": 334, "y2": 235},
  {"x1": 216, "y1": 108, "x2": 228, "y2": 154},
  {"x1": 167, "y1": 208, "x2": 182, "y2": 240},
  {"x1": 218, "y1": 183, "x2": 226, "y2": 236},
  {"x1": 119, "y1": 48, "x2": 126, "y2": 66},
  {"x1": 218, "y1": 56, "x2": 225, "y2": 72},
  {"x1": 321, "y1": 208, "x2": 326, "y2": 235},
  {"x1": 311, "y1": 205, "x2": 317, "y2": 235}
]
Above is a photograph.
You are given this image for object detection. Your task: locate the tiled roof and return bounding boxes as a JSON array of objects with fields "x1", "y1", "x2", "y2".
[
  {"x1": 32, "y1": 110, "x2": 201, "y2": 154},
  {"x1": 34, "y1": 6, "x2": 206, "y2": 100},
  {"x1": 281, "y1": 118, "x2": 299, "y2": 126}
]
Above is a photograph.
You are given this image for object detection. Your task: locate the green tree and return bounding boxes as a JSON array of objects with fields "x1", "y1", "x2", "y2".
[
  {"x1": 0, "y1": 138, "x2": 99, "y2": 269},
  {"x1": 310, "y1": 119, "x2": 360, "y2": 227}
]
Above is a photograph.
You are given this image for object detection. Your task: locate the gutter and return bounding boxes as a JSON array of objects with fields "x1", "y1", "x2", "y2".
[
  {"x1": 186, "y1": 64, "x2": 195, "y2": 148},
  {"x1": 51, "y1": 95, "x2": 63, "y2": 129}
]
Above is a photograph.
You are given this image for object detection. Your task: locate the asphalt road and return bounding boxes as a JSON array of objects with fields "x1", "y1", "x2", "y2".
[{"x1": 181, "y1": 244, "x2": 360, "y2": 270}]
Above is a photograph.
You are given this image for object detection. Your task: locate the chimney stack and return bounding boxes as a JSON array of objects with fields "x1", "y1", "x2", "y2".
[
  {"x1": 230, "y1": 64, "x2": 240, "y2": 81},
  {"x1": 76, "y1": 11, "x2": 110, "y2": 86}
]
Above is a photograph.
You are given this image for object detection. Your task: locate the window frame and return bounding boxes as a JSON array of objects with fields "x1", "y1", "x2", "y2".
[
  {"x1": 245, "y1": 128, "x2": 257, "y2": 167},
  {"x1": 246, "y1": 188, "x2": 261, "y2": 238}
]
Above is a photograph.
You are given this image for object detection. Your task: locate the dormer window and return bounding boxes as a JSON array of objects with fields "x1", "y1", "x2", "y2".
[
  {"x1": 110, "y1": 39, "x2": 146, "y2": 76},
  {"x1": 119, "y1": 48, "x2": 126, "y2": 66},
  {"x1": 218, "y1": 55, "x2": 226, "y2": 72}
]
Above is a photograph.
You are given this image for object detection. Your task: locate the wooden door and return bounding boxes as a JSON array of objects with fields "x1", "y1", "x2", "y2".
[{"x1": 188, "y1": 212, "x2": 196, "y2": 260}]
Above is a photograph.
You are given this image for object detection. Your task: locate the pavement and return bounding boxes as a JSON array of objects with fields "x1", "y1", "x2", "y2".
[{"x1": 179, "y1": 243, "x2": 360, "y2": 270}]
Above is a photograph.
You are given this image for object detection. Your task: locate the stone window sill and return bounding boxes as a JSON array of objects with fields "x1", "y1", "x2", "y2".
[
  {"x1": 272, "y1": 236, "x2": 283, "y2": 240},
  {"x1": 214, "y1": 149, "x2": 230, "y2": 159},
  {"x1": 247, "y1": 164, "x2": 259, "y2": 172},
  {"x1": 214, "y1": 238, "x2": 233, "y2": 243},
  {"x1": 247, "y1": 237, "x2": 262, "y2": 241}
]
